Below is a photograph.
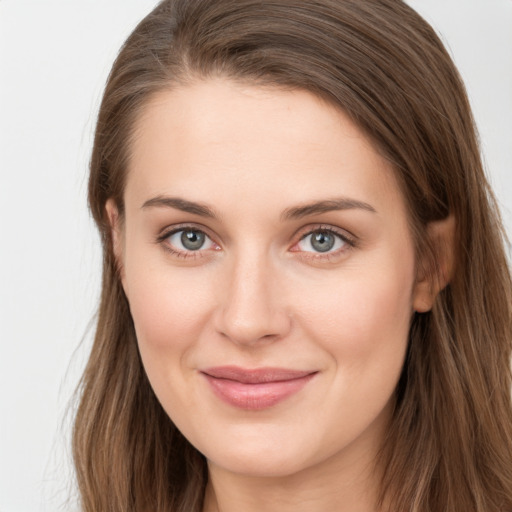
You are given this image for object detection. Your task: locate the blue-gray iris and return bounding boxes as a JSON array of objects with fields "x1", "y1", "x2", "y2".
[
  {"x1": 311, "y1": 231, "x2": 335, "y2": 252},
  {"x1": 181, "y1": 230, "x2": 205, "y2": 250}
]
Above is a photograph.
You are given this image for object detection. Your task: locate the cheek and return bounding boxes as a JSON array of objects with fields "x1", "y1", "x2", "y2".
[
  {"x1": 124, "y1": 262, "x2": 217, "y2": 424},
  {"x1": 123, "y1": 247, "x2": 214, "y2": 362},
  {"x1": 289, "y1": 261, "x2": 415, "y2": 443},
  {"x1": 294, "y1": 260, "x2": 414, "y2": 362}
]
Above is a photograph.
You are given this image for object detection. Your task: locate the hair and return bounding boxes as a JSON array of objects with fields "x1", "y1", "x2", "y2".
[{"x1": 73, "y1": 1, "x2": 512, "y2": 511}]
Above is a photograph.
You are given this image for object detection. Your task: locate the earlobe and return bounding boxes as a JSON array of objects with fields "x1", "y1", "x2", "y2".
[
  {"x1": 105, "y1": 199, "x2": 126, "y2": 284},
  {"x1": 413, "y1": 215, "x2": 456, "y2": 313}
]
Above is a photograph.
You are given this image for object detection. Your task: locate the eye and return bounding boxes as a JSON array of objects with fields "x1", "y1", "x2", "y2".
[
  {"x1": 159, "y1": 227, "x2": 219, "y2": 257},
  {"x1": 294, "y1": 228, "x2": 354, "y2": 255},
  {"x1": 171, "y1": 229, "x2": 208, "y2": 251}
]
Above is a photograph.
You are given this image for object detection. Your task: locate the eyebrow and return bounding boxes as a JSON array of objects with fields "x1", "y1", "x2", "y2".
[
  {"x1": 141, "y1": 195, "x2": 377, "y2": 220},
  {"x1": 281, "y1": 198, "x2": 377, "y2": 220},
  {"x1": 141, "y1": 196, "x2": 217, "y2": 218}
]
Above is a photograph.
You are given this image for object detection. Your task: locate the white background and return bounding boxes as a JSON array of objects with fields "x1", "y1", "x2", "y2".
[{"x1": 0, "y1": 1, "x2": 511, "y2": 511}]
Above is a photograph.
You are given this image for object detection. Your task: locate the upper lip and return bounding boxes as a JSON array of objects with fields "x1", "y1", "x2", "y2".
[{"x1": 201, "y1": 366, "x2": 316, "y2": 384}]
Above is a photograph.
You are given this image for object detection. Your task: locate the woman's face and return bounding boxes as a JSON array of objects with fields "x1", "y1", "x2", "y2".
[{"x1": 112, "y1": 79, "x2": 428, "y2": 479}]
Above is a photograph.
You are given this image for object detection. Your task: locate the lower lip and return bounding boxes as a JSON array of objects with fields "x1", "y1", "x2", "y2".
[{"x1": 202, "y1": 373, "x2": 316, "y2": 410}]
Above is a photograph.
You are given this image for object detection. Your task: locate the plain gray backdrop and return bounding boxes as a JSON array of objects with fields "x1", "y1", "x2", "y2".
[{"x1": 0, "y1": 1, "x2": 511, "y2": 511}]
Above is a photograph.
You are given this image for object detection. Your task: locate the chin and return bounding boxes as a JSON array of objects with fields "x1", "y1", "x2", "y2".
[
  {"x1": 195, "y1": 426, "x2": 322, "y2": 478},
  {"x1": 207, "y1": 449, "x2": 313, "y2": 479}
]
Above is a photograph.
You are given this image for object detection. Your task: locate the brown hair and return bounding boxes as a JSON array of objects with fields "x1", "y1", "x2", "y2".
[{"x1": 73, "y1": 1, "x2": 512, "y2": 510}]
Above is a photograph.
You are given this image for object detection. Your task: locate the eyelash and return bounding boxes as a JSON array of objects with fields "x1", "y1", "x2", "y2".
[
  {"x1": 156, "y1": 224, "x2": 356, "y2": 261},
  {"x1": 156, "y1": 224, "x2": 219, "y2": 260},
  {"x1": 292, "y1": 224, "x2": 356, "y2": 261}
]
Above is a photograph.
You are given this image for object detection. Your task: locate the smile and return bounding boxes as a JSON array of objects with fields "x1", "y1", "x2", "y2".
[{"x1": 200, "y1": 366, "x2": 317, "y2": 410}]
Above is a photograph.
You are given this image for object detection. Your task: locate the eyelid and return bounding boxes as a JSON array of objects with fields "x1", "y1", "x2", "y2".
[
  {"x1": 156, "y1": 223, "x2": 221, "y2": 258},
  {"x1": 289, "y1": 224, "x2": 357, "y2": 258},
  {"x1": 156, "y1": 222, "x2": 217, "y2": 242},
  {"x1": 293, "y1": 224, "x2": 356, "y2": 244},
  {"x1": 155, "y1": 222, "x2": 357, "y2": 260}
]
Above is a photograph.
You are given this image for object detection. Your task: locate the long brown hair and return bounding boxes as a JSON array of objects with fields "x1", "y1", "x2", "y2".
[{"x1": 73, "y1": 1, "x2": 512, "y2": 510}]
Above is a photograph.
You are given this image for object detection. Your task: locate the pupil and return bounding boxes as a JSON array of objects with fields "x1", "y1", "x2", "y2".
[
  {"x1": 311, "y1": 232, "x2": 334, "y2": 252},
  {"x1": 181, "y1": 230, "x2": 205, "y2": 250}
]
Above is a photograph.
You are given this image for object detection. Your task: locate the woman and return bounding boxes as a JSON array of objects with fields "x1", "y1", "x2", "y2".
[{"x1": 73, "y1": 0, "x2": 512, "y2": 511}]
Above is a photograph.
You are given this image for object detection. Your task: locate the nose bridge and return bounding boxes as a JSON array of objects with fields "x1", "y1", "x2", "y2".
[{"x1": 216, "y1": 245, "x2": 289, "y2": 345}]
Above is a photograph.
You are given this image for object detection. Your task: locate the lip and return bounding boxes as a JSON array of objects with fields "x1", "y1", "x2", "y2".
[{"x1": 200, "y1": 366, "x2": 317, "y2": 410}]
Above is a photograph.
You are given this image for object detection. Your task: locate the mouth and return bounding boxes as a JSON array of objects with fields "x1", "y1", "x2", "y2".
[{"x1": 200, "y1": 366, "x2": 318, "y2": 410}]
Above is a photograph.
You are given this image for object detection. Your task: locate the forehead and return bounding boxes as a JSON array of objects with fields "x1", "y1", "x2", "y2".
[{"x1": 125, "y1": 79, "x2": 406, "y2": 219}]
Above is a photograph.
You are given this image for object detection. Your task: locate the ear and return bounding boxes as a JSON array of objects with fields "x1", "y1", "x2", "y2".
[
  {"x1": 105, "y1": 199, "x2": 126, "y2": 284},
  {"x1": 413, "y1": 215, "x2": 456, "y2": 313}
]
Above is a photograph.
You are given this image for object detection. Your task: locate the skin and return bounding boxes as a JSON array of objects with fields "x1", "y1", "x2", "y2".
[{"x1": 107, "y1": 79, "x2": 446, "y2": 512}]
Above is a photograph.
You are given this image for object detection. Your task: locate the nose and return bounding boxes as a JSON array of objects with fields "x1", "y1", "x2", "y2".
[{"x1": 214, "y1": 251, "x2": 292, "y2": 347}]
